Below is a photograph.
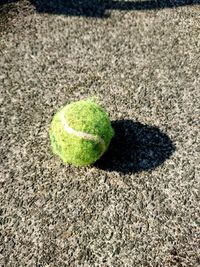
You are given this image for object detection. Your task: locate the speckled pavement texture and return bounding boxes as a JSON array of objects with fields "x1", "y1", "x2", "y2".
[{"x1": 0, "y1": 1, "x2": 200, "y2": 266}]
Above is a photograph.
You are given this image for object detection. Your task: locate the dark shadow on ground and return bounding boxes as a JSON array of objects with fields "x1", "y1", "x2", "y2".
[
  {"x1": 95, "y1": 120, "x2": 176, "y2": 174},
  {"x1": 30, "y1": 0, "x2": 200, "y2": 17},
  {"x1": 0, "y1": 0, "x2": 17, "y2": 5}
]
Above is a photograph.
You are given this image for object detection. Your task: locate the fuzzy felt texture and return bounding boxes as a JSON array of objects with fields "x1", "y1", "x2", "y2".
[{"x1": 49, "y1": 99, "x2": 114, "y2": 166}]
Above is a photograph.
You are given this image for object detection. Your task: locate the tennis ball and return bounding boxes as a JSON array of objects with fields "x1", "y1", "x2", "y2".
[{"x1": 49, "y1": 99, "x2": 114, "y2": 166}]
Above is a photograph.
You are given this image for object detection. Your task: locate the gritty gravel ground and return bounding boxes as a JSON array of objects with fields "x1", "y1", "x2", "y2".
[{"x1": 0, "y1": 1, "x2": 200, "y2": 266}]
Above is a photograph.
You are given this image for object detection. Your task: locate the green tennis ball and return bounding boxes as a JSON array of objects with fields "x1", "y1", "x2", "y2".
[{"x1": 49, "y1": 99, "x2": 114, "y2": 166}]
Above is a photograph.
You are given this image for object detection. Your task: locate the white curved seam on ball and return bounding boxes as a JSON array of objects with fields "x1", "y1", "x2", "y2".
[{"x1": 60, "y1": 111, "x2": 106, "y2": 155}]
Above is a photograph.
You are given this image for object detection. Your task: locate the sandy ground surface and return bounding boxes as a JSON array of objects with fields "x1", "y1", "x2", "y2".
[{"x1": 1, "y1": 1, "x2": 200, "y2": 266}]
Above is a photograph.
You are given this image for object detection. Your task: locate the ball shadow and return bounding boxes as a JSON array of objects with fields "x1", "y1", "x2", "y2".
[{"x1": 95, "y1": 120, "x2": 176, "y2": 174}]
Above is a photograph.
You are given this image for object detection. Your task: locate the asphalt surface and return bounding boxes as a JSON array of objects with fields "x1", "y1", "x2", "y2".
[{"x1": 0, "y1": 1, "x2": 200, "y2": 266}]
